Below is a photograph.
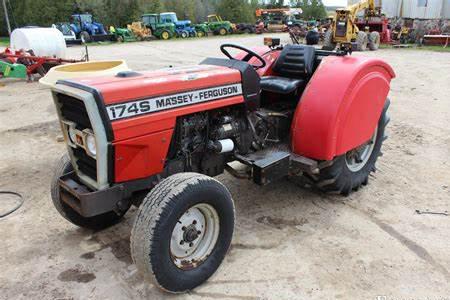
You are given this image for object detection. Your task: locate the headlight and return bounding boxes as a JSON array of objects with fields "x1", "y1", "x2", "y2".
[
  {"x1": 68, "y1": 126, "x2": 77, "y2": 144},
  {"x1": 85, "y1": 134, "x2": 96, "y2": 157},
  {"x1": 287, "y1": 21, "x2": 293, "y2": 25}
]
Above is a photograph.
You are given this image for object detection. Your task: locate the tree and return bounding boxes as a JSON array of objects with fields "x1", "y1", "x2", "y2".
[
  {"x1": 291, "y1": 0, "x2": 327, "y2": 20},
  {"x1": 217, "y1": 0, "x2": 255, "y2": 23}
]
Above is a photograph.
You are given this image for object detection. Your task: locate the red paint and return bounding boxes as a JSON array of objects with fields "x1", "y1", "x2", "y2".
[
  {"x1": 114, "y1": 129, "x2": 173, "y2": 182},
  {"x1": 290, "y1": 55, "x2": 395, "y2": 160}
]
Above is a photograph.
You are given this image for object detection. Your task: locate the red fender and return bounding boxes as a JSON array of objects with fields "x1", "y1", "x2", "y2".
[{"x1": 291, "y1": 55, "x2": 395, "y2": 161}]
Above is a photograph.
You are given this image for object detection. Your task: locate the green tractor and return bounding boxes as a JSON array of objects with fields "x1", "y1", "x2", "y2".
[
  {"x1": 205, "y1": 14, "x2": 233, "y2": 36},
  {"x1": 109, "y1": 26, "x2": 136, "y2": 42},
  {"x1": 194, "y1": 24, "x2": 209, "y2": 37},
  {"x1": 142, "y1": 13, "x2": 176, "y2": 40}
]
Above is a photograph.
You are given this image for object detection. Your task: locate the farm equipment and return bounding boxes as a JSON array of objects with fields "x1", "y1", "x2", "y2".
[
  {"x1": 233, "y1": 23, "x2": 256, "y2": 34},
  {"x1": 49, "y1": 38, "x2": 395, "y2": 293},
  {"x1": 142, "y1": 13, "x2": 176, "y2": 40},
  {"x1": 255, "y1": 8, "x2": 302, "y2": 33},
  {"x1": 194, "y1": 24, "x2": 208, "y2": 37},
  {"x1": 110, "y1": 26, "x2": 136, "y2": 42},
  {"x1": 323, "y1": 0, "x2": 383, "y2": 51},
  {"x1": 0, "y1": 48, "x2": 85, "y2": 81},
  {"x1": 160, "y1": 12, "x2": 197, "y2": 38},
  {"x1": 205, "y1": 14, "x2": 233, "y2": 35},
  {"x1": 127, "y1": 22, "x2": 152, "y2": 41},
  {"x1": 53, "y1": 22, "x2": 78, "y2": 44},
  {"x1": 69, "y1": 14, "x2": 113, "y2": 43}
]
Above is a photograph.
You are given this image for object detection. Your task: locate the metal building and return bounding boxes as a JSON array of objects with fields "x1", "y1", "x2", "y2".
[{"x1": 347, "y1": 0, "x2": 450, "y2": 19}]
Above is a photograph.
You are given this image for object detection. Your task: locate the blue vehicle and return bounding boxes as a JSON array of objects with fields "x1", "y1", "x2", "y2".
[
  {"x1": 70, "y1": 14, "x2": 113, "y2": 43},
  {"x1": 160, "y1": 12, "x2": 196, "y2": 38}
]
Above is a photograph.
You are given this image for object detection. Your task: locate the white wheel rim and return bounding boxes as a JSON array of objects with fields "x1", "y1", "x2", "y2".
[
  {"x1": 345, "y1": 127, "x2": 378, "y2": 172},
  {"x1": 170, "y1": 203, "x2": 220, "y2": 270}
]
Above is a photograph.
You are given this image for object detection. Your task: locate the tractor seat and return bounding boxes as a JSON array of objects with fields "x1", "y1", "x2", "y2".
[{"x1": 260, "y1": 45, "x2": 316, "y2": 95}]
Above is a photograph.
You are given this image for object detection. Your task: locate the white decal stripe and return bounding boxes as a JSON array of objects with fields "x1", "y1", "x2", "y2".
[{"x1": 106, "y1": 83, "x2": 243, "y2": 121}]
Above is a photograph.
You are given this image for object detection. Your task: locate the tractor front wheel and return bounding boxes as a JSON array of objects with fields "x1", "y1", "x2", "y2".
[
  {"x1": 218, "y1": 27, "x2": 228, "y2": 36},
  {"x1": 51, "y1": 153, "x2": 126, "y2": 230},
  {"x1": 180, "y1": 30, "x2": 189, "y2": 38},
  {"x1": 197, "y1": 30, "x2": 206, "y2": 38},
  {"x1": 130, "y1": 173, "x2": 235, "y2": 292},
  {"x1": 311, "y1": 100, "x2": 390, "y2": 196},
  {"x1": 160, "y1": 30, "x2": 171, "y2": 40}
]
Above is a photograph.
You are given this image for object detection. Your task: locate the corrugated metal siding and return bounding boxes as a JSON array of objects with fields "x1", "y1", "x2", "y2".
[
  {"x1": 401, "y1": 0, "x2": 444, "y2": 19},
  {"x1": 442, "y1": 0, "x2": 450, "y2": 18},
  {"x1": 347, "y1": 0, "x2": 449, "y2": 18}
]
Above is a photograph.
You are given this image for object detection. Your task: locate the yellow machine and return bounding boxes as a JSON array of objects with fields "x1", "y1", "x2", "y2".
[
  {"x1": 127, "y1": 22, "x2": 152, "y2": 41},
  {"x1": 324, "y1": 0, "x2": 381, "y2": 51}
]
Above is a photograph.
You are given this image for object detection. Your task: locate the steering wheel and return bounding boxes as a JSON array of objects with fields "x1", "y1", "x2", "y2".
[{"x1": 220, "y1": 44, "x2": 267, "y2": 70}]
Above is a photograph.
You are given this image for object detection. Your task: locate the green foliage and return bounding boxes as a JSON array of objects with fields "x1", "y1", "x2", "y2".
[
  {"x1": 216, "y1": 0, "x2": 256, "y2": 23},
  {"x1": 291, "y1": 0, "x2": 327, "y2": 20},
  {"x1": 0, "y1": 0, "x2": 266, "y2": 36}
]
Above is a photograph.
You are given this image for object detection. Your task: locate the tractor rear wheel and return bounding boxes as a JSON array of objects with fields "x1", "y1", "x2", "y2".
[
  {"x1": 368, "y1": 31, "x2": 381, "y2": 50},
  {"x1": 355, "y1": 31, "x2": 368, "y2": 51},
  {"x1": 322, "y1": 29, "x2": 336, "y2": 50},
  {"x1": 80, "y1": 31, "x2": 91, "y2": 43},
  {"x1": 311, "y1": 100, "x2": 390, "y2": 196},
  {"x1": 219, "y1": 27, "x2": 228, "y2": 36},
  {"x1": 51, "y1": 153, "x2": 126, "y2": 230},
  {"x1": 130, "y1": 173, "x2": 234, "y2": 292}
]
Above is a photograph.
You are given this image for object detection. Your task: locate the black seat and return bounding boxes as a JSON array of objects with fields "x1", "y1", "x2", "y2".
[{"x1": 260, "y1": 45, "x2": 316, "y2": 95}]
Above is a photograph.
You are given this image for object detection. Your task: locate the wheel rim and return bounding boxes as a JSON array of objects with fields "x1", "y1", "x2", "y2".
[
  {"x1": 162, "y1": 32, "x2": 169, "y2": 39},
  {"x1": 198, "y1": 31, "x2": 204, "y2": 37},
  {"x1": 345, "y1": 127, "x2": 378, "y2": 172},
  {"x1": 220, "y1": 28, "x2": 226, "y2": 35},
  {"x1": 170, "y1": 203, "x2": 220, "y2": 270}
]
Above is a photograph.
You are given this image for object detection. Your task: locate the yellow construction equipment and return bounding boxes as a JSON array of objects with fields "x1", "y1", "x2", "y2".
[{"x1": 323, "y1": 0, "x2": 382, "y2": 51}]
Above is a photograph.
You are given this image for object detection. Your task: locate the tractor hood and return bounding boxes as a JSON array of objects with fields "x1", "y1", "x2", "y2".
[
  {"x1": 62, "y1": 64, "x2": 242, "y2": 107},
  {"x1": 54, "y1": 60, "x2": 261, "y2": 141}
]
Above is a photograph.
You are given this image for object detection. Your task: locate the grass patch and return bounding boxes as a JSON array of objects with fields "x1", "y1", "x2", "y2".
[{"x1": 0, "y1": 37, "x2": 9, "y2": 47}]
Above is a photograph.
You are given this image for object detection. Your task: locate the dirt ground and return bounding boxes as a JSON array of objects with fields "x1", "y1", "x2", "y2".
[{"x1": 1, "y1": 33, "x2": 450, "y2": 300}]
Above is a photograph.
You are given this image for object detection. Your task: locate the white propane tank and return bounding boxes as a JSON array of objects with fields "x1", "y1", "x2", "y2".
[{"x1": 10, "y1": 27, "x2": 67, "y2": 59}]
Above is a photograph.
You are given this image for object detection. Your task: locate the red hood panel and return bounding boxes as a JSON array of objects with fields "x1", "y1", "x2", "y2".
[{"x1": 68, "y1": 65, "x2": 242, "y2": 105}]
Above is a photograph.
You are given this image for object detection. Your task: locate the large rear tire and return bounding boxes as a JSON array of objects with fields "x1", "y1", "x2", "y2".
[
  {"x1": 51, "y1": 153, "x2": 125, "y2": 230},
  {"x1": 368, "y1": 31, "x2": 380, "y2": 51},
  {"x1": 131, "y1": 173, "x2": 234, "y2": 293},
  {"x1": 322, "y1": 29, "x2": 336, "y2": 50},
  {"x1": 356, "y1": 31, "x2": 368, "y2": 51},
  {"x1": 311, "y1": 100, "x2": 390, "y2": 196}
]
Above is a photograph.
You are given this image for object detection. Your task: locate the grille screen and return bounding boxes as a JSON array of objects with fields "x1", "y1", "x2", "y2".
[{"x1": 57, "y1": 93, "x2": 97, "y2": 182}]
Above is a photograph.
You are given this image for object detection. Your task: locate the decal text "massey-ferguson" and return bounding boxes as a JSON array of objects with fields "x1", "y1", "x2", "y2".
[{"x1": 106, "y1": 83, "x2": 243, "y2": 121}]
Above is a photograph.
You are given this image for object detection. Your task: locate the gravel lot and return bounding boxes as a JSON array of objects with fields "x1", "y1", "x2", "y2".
[{"x1": 1, "y1": 33, "x2": 449, "y2": 300}]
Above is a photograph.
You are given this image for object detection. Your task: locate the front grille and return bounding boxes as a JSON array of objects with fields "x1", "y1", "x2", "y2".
[
  {"x1": 73, "y1": 147, "x2": 97, "y2": 181},
  {"x1": 56, "y1": 93, "x2": 97, "y2": 182},
  {"x1": 57, "y1": 93, "x2": 92, "y2": 130}
]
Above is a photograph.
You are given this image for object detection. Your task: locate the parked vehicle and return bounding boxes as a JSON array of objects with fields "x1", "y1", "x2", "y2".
[
  {"x1": 109, "y1": 26, "x2": 136, "y2": 42},
  {"x1": 160, "y1": 12, "x2": 196, "y2": 38},
  {"x1": 69, "y1": 14, "x2": 113, "y2": 43},
  {"x1": 205, "y1": 14, "x2": 233, "y2": 35},
  {"x1": 49, "y1": 38, "x2": 395, "y2": 293},
  {"x1": 234, "y1": 23, "x2": 255, "y2": 34},
  {"x1": 142, "y1": 13, "x2": 176, "y2": 40},
  {"x1": 127, "y1": 22, "x2": 153, "y2": 41},
  {"x1": 53, "y1": 23, "x2": 78, "y2": 44}
]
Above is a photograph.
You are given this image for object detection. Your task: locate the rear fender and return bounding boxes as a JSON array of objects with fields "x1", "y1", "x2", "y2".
[{"x1": 291, "y1": 56, "x2": 395, "y2": 161}]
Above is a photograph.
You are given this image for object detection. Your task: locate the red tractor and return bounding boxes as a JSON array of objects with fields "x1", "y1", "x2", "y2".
[{"x1": 50, "y1": 39, "x2": 395, "y2": 292}]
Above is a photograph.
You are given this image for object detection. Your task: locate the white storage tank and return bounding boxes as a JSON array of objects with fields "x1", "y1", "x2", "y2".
[{"x1": 10, "y1": 27, "x2": 67, "y2": 59}]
